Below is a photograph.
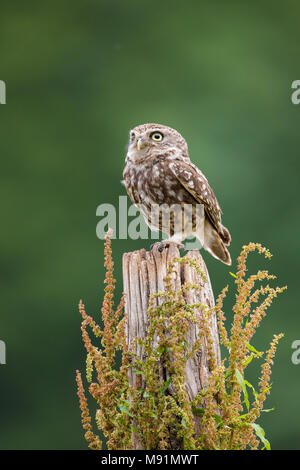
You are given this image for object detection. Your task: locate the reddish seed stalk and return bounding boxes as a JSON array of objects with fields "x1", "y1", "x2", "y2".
[{"x1": 76, "y1": 236, "x2": 286, "y2": 450}]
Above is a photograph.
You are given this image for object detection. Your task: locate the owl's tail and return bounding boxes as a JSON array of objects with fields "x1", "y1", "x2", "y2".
[
  {"x1": 203, "y1": 221, "x2": 232, "y2": 265},
  {"x1": 220, "y1": 224, "x2": 231, "y2": 246}
]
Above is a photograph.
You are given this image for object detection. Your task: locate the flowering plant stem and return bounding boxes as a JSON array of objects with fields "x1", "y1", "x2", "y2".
[{"x1": 76, "y1": 235, "x2": 286, "y2": 450}]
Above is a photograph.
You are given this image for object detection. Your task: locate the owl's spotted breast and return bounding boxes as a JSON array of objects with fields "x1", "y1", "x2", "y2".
[{"x1": 124, "y1": 158, "x2": 193, "y2": 208}]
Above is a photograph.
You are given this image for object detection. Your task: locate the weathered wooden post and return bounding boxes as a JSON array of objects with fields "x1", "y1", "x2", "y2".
[{"x1": 122, "y1": 244, "x2": 221, "y2": 449}]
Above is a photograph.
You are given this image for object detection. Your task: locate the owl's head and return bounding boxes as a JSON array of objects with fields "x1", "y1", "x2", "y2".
[{"x1": 126, "y1": 123, "x2": 189, "y2": 163}]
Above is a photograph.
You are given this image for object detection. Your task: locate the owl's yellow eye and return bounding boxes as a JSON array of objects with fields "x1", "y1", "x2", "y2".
[{"x1": 151, "y1": 132, "x2": 163, "y2": 142}]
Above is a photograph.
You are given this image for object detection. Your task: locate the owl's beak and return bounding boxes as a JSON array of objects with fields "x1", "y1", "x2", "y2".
[{"x1": 137, "y1": 138, "x2": 145, "y2": 151}]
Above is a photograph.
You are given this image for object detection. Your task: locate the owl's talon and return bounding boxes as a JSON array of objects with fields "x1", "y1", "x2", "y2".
[
  {"x1": 158, "y1": 242, "x2": 165, "y2": 253},
  {"x1": 157, "y1": 241, "x2": 185, "y2": 252},
  {"x1": 149, "y1": 242, "x2": 169, "y2": 252},
  {"x1": 150, "y1": 242, "x2": 159, "y2": 250}
]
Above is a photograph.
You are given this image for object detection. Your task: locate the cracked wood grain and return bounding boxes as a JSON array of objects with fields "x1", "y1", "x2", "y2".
[{"x1": 122, "y1": 244, "x2": 221, "y2": 449}]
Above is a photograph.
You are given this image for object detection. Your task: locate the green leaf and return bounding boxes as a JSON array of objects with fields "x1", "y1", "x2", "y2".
[
  {"x1": 155, "y1": 345, "x2": 166, "y2": 356},
  {"x1": 131, "y1": 425, "x2": 142, "y2": 436},
  {"x1": 244, "y1": 379, "x2": 258, "y2": 404},
  {"x1": 192, "y1": 406, "x2": 205, "y2": 417},
  {"x1": 133, "y1": 369, "x2": 143, "y2": 375},
  {"x1": 250, "y1": 423, "x2": 271, "y2": 450},
  {"x1": 261, "y1": 408, "x2": 275, "y2": 413},
  {"x1": 246, "y1": 342, "x2": 263, "y2": 357},
  {"x1": 229, "y1": 272, "x2": 237, "y2": 278},
  {"x1": 118, "y1": 404, "x2": 134, "y2": 418},
  {"x1": 143, "y1": 391, "x2": 156, "y2": 410},
  {"x1": 213, "y1": 414, "x2": 224, "y2": 428},
  {"x1": 159, "y1": 376, "x2": 173, "y2": 397},
  {"x1": 261, "y1": 384, "x2": 272, "y2": 394},
  {"x1": 242, "y1": 354, "x2": 255, "y2": 367},
  {"x1": 235, "y1": 369, "x2": 250, "y2": 411},
  {"x1": 181, "y1": 417, "x2": 187, "y2": 428}
]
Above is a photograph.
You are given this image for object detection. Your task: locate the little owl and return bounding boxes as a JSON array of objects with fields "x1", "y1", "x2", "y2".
[{"x1": 122, "y1": 123, "x2": 231, "y2": 265}]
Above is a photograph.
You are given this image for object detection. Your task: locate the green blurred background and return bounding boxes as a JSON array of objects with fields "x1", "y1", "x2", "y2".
[{"x1": 1, "y1": 0, "x2": 299, "y2": 449}]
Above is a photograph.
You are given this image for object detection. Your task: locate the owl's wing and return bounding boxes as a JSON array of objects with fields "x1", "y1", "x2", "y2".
[{"x1": 169, "y1": 159, "x2": 223, "y2": 232}]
